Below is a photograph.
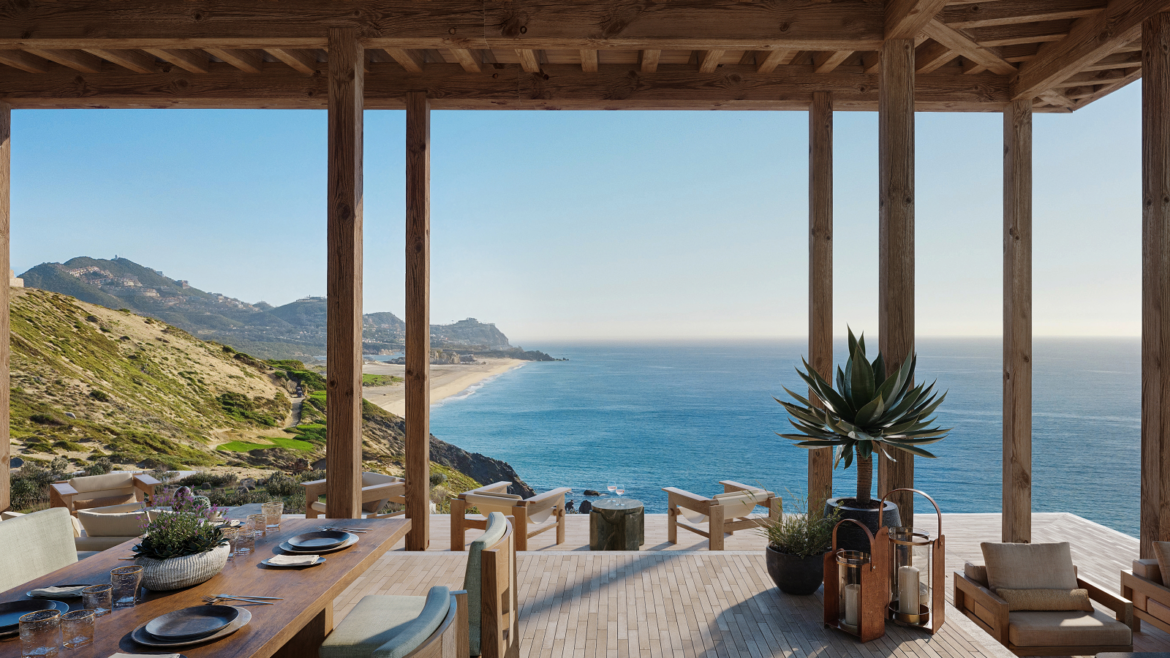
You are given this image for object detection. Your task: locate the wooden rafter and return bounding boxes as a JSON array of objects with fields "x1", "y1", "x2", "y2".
[
  {"x1": 916, "y1": 40, "x2": 957, "y2": 73},
  {"x1": 265, "y1": 48, "x2": 317, "y2": 75},
  {"x1": 1082, "y1": 51, "x2": 1142, "y2": 70},
  {"x1": 940, "y1": 0, "x2": 1106, "y2": 29},
  {"x1": 205, "y1": 48, "x2": 263, "y2": 73},
  {"x1": 640, "y1": 50, "x2": 660, "y2": 73},
  {"x1": 385, "y1": 47, "x2": 424, "y2": 73},
  {"x1": 886, "y1": 0, "x2": 949, "y2": 40},
  {"x1": 23, "y1": 49, "x2": 103, "y2": 73},
  {"x1": 516, "y1": 49, "x2": 540, "y2": 73},
  {"x1": 967, "y1": 20, "x2": 1073, "y2": 47},
  {"x1": 447, "y1": 48, "x2": 481, "y2": 73},
  {"x1": 698, "y1": 50, "x2": 725, "y2": 73},
  {"x1": 145, "y1": 48, "x2": 210, "y2": 73},
  {"x1": 0, "y1": 51, "x2": 48, "y2": 74},
  {"x1": 1014, "y1": 0, "x2": 1170, "y2": 99},
  {"x1": 756, "y1": 49, "x2": 796, "y2": 73},
  {"x1": 922, "y1": 20, "x2": 1017, "y2": 74},
  {"x1": 84, "y1": 48, "x2": 158, "y2": 73},
  {"x1": 813, "y1": 51, "x2": 852, "y2": 74},
  {"x1": 580, "y1": 50, "x2": 598, "y2": 73},
  {"x1": 861, "y1": 52, "x2": 881, "y2": 74}
]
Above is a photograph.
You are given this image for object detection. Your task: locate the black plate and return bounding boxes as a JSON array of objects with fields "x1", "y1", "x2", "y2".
[
  {"x1": 145, "y1": 605, "x2": 241, "y2": 642},
  {"x1": 286, "y1": 530, "x2": 351, "y2": 551},
  {"x1": 0, "y1": 600, "x2": 69, "y2": 633}
]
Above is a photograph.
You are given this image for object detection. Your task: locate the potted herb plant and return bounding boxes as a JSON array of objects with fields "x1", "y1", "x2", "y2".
[
  {"x1": 758, "y1": 494, "x2": 840, "y2": 595},
  {"x1": 133, "y1": 489, "x2": 230, "y2": 591},
  {"x1": 776, "y1": 328, "x2": 949, "y2": 551}
]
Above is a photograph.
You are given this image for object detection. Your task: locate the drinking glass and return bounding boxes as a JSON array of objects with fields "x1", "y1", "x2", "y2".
[
  {"x1": 81, "y1": 584, "x2": 112, "y2": 617},
  {"x1": 607, "y1": 481, "x2": 617, "y2": 496},
  {"x1": 248, "y1": 513, "x2": 268, "y2": 538},
  {"x1": 262, "y1": 501, "x2": 283, "y2": 530},
  {"x1": 110, "y1": 565, "x2": 143, "y2": 609},
  {"x1": 236, "y1": 524, "x2": 256, "y2": 555},
  {"x1": 19, "y1": 610, "x2": 60, "y2": 657},
  {"x1": 59, "y1": 611, "x2": 94, "y2": 650},
  {"x1": 221, "y1": 526, "x2": 239, "y2": 560}
]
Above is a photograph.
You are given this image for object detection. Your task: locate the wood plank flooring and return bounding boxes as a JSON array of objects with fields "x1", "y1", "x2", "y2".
[{"x1": 325, "y1": 512, "x2": 1170, "y2": 657}]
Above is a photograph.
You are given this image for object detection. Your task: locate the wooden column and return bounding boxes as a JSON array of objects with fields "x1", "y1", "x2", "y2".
[
  {"x1": 405, "y1": 91, "x2": 431, "y2": 551},
  {"x1": 1003, "y1": 99, "x2": 1032, "y2": 543},
  {"x1": 0, "y1": 102, "x2": 10, "y2": 514},
  {"x1": 809, "y1": 91, "x2": 834, "y2": 513},
  {"x1": 1143, "y1": 11, "x2": 1170, "y2": 559},
  {"x1": 878, "y1": 38, "x2": 916, "y2": 520},
  {"x1": 325, "y1": 28, "x2": 364, "y2": 519}
]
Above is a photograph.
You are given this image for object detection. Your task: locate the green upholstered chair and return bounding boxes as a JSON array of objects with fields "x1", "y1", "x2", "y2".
[
  {"x1": 321, "y1": 586, "x2": 466, "y2": 658},
  {"x1": 0, "y1": 508, "x2": 84, "y2": 592}
]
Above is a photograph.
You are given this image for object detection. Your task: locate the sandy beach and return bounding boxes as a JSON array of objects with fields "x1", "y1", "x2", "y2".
[{"x1": 362, "y1": 358, "x2": 524, "y2": 416}]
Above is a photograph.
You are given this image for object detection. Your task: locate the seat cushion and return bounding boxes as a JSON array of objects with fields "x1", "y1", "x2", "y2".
[
  {"x1": 1154, "y1": 542, "x2": 1170, "y2": 588},
  {"x1": 996, "y1": 588, "x2": 1093, "y2": 612},
  {"x1": 982, "y1": 542, "x2": 1079, "y2": 591},
  {"x1": 1008, "y1": 609, "x2": 1132, "y2": 648},
  {"x1": 965, "y1": 562, "x2": 989, "y2": 588},
  {"x1": 1134, "y1": 558, "x2": 1162, "y2": 584},
  {"x1": 320, "y1": 586, "x2": 449, "y2": 658},
  {"x1": 465, "y1": 512, "x2": 508, "y2": 656},
  {"x1": 0, "y1": 508, "x2": 79, "y2": 592},
  {"x1": 77, "y1": 508, "x2": 146, "y2": 537}
]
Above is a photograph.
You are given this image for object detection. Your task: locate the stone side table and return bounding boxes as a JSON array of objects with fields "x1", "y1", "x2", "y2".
[{"x1": 590, "y1": 498, "x2": 645, "y2": 550}]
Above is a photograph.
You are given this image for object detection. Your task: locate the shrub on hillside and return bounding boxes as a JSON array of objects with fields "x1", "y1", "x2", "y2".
[
  {"x1": 176, "y1": 472, "x2": 237, "y2": 489},
  {"x1": 83, "y1": 457, "x2": 112, "y2": 476},
  {"x1": 88, "y1": 389, "x2": 110, "y2": 403},
  {"x1": 263, "y1": 472, "x2": 300, "y2": 497},
  {"x1": 208, "y1": 488, "x2": 272, "y2": 507}
]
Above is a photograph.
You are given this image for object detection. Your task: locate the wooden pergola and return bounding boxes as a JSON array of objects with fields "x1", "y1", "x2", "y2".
[{"x1": 0, "y1": 0, "x2": 1164, "y2": 554}]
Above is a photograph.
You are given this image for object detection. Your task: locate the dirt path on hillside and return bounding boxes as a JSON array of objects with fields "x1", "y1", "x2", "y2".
[{"x1": 285, "y1": 396, "x2": 303, "y2": 429}]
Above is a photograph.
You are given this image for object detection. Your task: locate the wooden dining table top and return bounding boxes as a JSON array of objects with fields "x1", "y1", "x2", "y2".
[{"x1": 0, "y1": 517, "x2": 410, "y2": 658}]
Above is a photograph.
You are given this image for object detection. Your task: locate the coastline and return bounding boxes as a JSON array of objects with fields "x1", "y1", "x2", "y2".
[{"x1": 362, "y1": 357, "x2": 524, "y2": 416}]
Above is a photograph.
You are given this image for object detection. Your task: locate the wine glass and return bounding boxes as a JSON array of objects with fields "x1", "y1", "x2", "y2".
[
  {"x1": 607, "y1": 481, "x2": 617, "y2": 497},
  {"x1": 615, "y1": 485, "x2": 626, "y2": 507}
]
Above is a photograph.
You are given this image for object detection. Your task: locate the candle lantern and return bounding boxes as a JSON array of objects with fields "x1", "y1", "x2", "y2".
[
  {"x1": 880, "y1": 488, "x2": 945, "y2": 634},
  {"x1": 823, "y1": 518, "x2": 888, "y2": 642}
]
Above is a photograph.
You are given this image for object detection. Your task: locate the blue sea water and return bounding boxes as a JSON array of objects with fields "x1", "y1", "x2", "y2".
[{"x1": 428, "y1": 339, "x2": 1141, "y2": 537}]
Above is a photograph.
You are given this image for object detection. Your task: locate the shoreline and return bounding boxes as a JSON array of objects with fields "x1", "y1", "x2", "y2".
[{"x1": 362, "y1": 357, "x2": 524, "y2": 416}]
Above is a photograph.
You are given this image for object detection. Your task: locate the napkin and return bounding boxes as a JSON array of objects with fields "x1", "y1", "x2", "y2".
[
  {"x1": 268, "y1": 554, "x2": 320, "y2": 566},
  {"x1": 28, "y1": 585, "x2": 89, "y2": 598}
]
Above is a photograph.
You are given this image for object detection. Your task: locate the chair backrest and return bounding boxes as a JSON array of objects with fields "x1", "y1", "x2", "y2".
[
  {"x1": 463, "y1": 492, "x2": 521, "y2": 519},
  {"x1": 0, "y1": 508, "x2": 79, "y2": 592},
  {"x1": 360, "y1": 472, "x2": 404, "y2": 513},
  {"x1": 463, "y1": 512, "x2": 516, "y2": 658},
  {"x1": 373, "y1": 586, "x2": 451, "y2": 658},
  {"x1": 69, "y1": 472, "x2": 135, "y2": 496},
  {"x1": 712, "y1": 489, "x2": 765, "y2": 519},
  {"x1": 77, "y1": 507, "x2": 147, "y2": 538}
]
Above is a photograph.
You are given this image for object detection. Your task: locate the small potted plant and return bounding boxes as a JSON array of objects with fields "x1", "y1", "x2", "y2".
[
  {"x1": 134, "y1": 489, "x2": 230, "y2": 591},
  {"x1": 758, "y1": 494, "x2": 840, "y2": 595}
]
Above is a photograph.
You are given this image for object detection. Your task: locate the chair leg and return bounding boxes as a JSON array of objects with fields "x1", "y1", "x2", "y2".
[
  {"x1": 667, "y1": 507, "x2": 677, "y2": 544},
  {"x1": 450, "y1": 498, "x2": 467, "y2": 551},
  {"x1": 556, "y1": 507, "x2": 565, "y2": 546},
  {"x1": 708, "y1": 506, "x2": 725, "y2": 551},
  {"x1": 513, "y1": 507, "x2": 528, "y2": 551}
]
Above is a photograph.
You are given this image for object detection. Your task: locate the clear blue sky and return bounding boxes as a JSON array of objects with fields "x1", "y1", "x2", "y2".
[{"x1": 9, "y1": 82, "x2": 1140, "y2": 343}]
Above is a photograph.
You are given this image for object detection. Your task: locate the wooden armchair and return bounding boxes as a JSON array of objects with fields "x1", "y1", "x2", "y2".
[
  {"x1": 321, "y1": 586, "x2": 469, "y2": 658},
  {"x1": 49, "y1": 471, "x2": 159, "y2": 515},
  {"x1": 1122, "y1": 558, "x2": 1170, "y2": 634},
  {"x1": 450, "y1": 481, "x2": 570, "y2": 552},
  {"x1": 954, "y1": 558, "x2": 1135, "y2": 656},
  {"x1": 663, "y1": 481, "x2": 780, "y2": 550},
  {"x1": 301, "y1": 472, "x2": 406, "y2": 519}
]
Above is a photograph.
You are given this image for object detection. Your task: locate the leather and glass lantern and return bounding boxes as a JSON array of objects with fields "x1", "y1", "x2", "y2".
[
  {"x1": 823, "y1": 519, "x2": 888, "y2": 642},
  {"x1": 881, "y1": 488, "x2": 945, "y2": 634}
]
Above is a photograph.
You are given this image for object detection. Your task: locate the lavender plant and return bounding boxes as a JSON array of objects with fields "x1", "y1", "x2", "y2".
[{"x1": 134, "y1": 488, "x2": 227, "y2": 560}]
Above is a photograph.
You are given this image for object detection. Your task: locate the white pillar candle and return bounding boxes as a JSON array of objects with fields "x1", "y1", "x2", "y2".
[
  {"x1": 844, "y1": 583, "x2": 861, "y2": 627},
  {"x1": 898, "y1": 565, "x2": 921, "y2": 614}
]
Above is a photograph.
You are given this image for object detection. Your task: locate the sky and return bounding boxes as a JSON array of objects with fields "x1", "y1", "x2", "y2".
[{"x1": 8, "y1": 81, "x2": 1141, "y2": 344}]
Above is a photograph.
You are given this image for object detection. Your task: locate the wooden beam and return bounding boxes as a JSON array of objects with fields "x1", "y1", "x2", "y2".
[
  {"x1": 580, "y1": 49, "x2": 599, "y2": 72},
  {"x1": 922, "y1": 20, "x2": 1017, "y2": 74},
  {"x1": 941, "y1": 0, "x2": 1107, "y2": 29},
  {"x1": 878, "y1": 38, "x2": 916, "y2": 521},
  {"x1": 1143, "y1": 11, "x2": 1170, "y2": 560},
  {"x1": 384, "y1": 47, "x2": 425, "y2": 73},
  {"x1": 448, "y1": 48, "x2": 480, "y2": 73},
  {"x1": 1014, "y1": 0, "x2": 1170, "y2": 100},
  {"x1": 1082, "y1": 51, "x2": 1143, "y2": 70},
  {"x1": 698, "y1": 49, "x2": 725, "y2": 73},
  {"x1": 23, "y1": 49, "x2": 103, "y2": 73},
  {"x1": 516, "y1": 49, "x2": 540, "y2": 73},
  {"x1": 813, "y1": 50, "x2": 852, "y2": 73},
  {"x1": 205, "y1": 48, "x2": 263, "y2": 73},
  {"x1": 1051, "y1": 66, "x2": 1138, "y2": 87},
  {"x1": 1063, "y1": 63, "x2": 1141, "y2": 105},
  {"x1": 84, "y1": 49, "x2": 158, "y2": 73},
  {"x1": 405, "y1": 91, "x2": 431, "y2": 552},
  {"x1": 0, "y1": 0, "x2": 885, "y2": 51},
  {"x1": 757, "y1": 49, "x2": 797, "y2": 73},
  {"x1": 325, "y1": 27, "x2": 364, "y2": 520},
  {"x1": 265, "y1": 48, "x2": 317, "y2": 75},
  {"x1": 144, "y1": 48, "x2": 210, "y2": 73},
  {"x1": 1037, "y1": 88, "x2": 1076, "y2": 108},
  {"x1": 916, "y1": 40, "x2": 958, "y2": 73},
  {"x1": 886, "y1": 0, "x2": 949, "y2": 40},
  {"x1": 1003, "y1": 98, "x2": 1032, "y2": 544},
  {"x1": 0, "y1": 63, "x2": 1019, "y2": 111},
  {"x1": 809, "y1": 91, "x2": 833, "y2": 514},
  {"x1": 0, "y1": 101, "x2": 9, "y2": 514},
  {"x1": 640, "y1": 49, "x2": 661, "y2": 73},
  {"x1": 967, "y1": 20, "x2": 1073, "y2": 47},
  {"x1": 861, "y1": 52, "x2": 882, "y2": 74},
  {"x1": 0, "y1": 51, "x2": 48, "y2": 74}
]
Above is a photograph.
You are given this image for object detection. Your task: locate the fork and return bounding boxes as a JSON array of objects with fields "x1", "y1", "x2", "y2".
[
  {"x1": 319, "y1": 526, "x2": 369, "y2": 533},
  {"x1": 203, "y1": 595, "x2": 274, "y2": 606}
]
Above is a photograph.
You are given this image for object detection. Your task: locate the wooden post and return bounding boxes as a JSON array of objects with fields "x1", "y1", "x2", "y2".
[
  {"x1": 1003, "y1": 99, "x2": 1032, "y2": 544},
  {"x1": 325, "y1": 28, "x2": 364, "y2": 519},
  {"x1": 809, "y1": 91, "x2": 834, "y2": 513},
  {"x1": 1143, "y1": 12, "x2": 1170, "y2": 559},
  {"x1": 405, "y1": 91, "x2": 431, "y2": 551},
  {"x1": 0, "y1": 102, "x2": 9, "y2": 514},
  {"x1": 878, "y1": 38, "x2": 916, "y2": 521}
]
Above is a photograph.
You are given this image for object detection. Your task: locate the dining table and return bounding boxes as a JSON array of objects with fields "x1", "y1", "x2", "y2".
[{"x1": 0, "y1": 516, "x2": 410, "y2": 658}]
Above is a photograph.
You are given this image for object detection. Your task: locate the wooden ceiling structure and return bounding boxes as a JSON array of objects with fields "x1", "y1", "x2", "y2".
[{"x1": 0, "y1": 0, "x2": 1169, "y2": 558}]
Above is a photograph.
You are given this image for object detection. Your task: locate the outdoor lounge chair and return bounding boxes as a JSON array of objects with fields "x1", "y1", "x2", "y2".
[
  {"x1": 320, "y1": 586, "x2": 468, "y2": 658},
  {"x1": 1122, "y1": 557, "x2": 1170, "y2": 634},
  {"x1": 953, "y1": 542, "x2": 1135, "y2": 656},
  {"x1": 301, "y1": 472, "x2": 405, "y2": 519},
  {"x1": 663, "y1": 481, "x2": 780, "y2": 551},
  {"x1": 49, "y1": 471, "x2": 159, "y2": 515},
  {"x1": 322, "y1": 512, "x2": 518, "y2": 658},
  {"x1": 0, "y1": 508, "x2": 93, "y2": 592},
  {"x1": 74, "y1": 502, "x2": 147, "y2": 552},
  {"x1": 450, "y1": 481, "x2": 570, "y2": 551}
]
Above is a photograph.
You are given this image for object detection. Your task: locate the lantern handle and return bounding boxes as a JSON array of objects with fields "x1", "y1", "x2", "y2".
[
  {"x1": 877, "y1": 488, "x2": 942, "y2": 537},
  {"x1": 831, "y1": 518, "x2": 880, "y2": 568}
]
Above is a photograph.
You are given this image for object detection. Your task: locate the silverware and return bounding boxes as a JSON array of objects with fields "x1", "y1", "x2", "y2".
[
  {"x1": 319, "y1": 526, "x2": 368, "y2": 533},
  {"x1": 218, "y1": 594, "x2": 283, "y2": 600},
  {"x1": 202, "y1": 596, "x2": 274, "y2": 606}
]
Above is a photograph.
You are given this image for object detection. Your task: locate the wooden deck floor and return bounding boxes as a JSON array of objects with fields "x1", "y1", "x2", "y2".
[{"x1": 329, "y1": 513, "x2": 1167, "y2": 658}]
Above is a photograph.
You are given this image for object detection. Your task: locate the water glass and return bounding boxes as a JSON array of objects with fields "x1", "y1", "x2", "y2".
[
  {"x1": 248, "y1": 513, "x2": 268, "y2": 538},
  {"x1": 221, "y1": 526, "x2": 239, "y2": 560},
  {"x1": 19, "y1": 610, "x2": 60, "y2": 657},
  {"x1": 81, "y1": 584, "x2": 112, "y2": 617},
  {"x1": 59, "y1": 611, "x2": 95, "y2": 650},
  {"x1": 236, "y1": 526, "x2": 256, "y2": 555},
  {"x1": 110, "y1": 565, "x2": 143, "y2": 609},
  {"x1": 262, "y1": 501, "x2": 284, "y2": 530}
]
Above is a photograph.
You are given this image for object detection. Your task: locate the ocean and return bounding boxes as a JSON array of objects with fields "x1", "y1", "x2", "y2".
[{"x1": 428, "y1": 339, "x2": 1141, "y2": 537}]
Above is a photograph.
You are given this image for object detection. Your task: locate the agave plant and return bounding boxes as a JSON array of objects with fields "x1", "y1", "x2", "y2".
[{"x1": 777, "y1": 328, "x2": 950, "y2": 505}]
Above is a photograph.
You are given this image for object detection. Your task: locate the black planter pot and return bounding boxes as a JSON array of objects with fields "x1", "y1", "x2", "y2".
[
  {"x1": 765, "y1": 546, "x2": 826, "y2": 596},
  {"x1": 825, "y1": 497, "x2": 900, "y2": 553}
]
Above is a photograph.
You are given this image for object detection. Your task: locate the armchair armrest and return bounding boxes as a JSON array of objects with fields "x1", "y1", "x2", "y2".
[
  {"x1": 463, "y1": 481, "x2": 512, "y2": 497},
  {"x1": 301, "y1": 478, "x2": 327, "y2": 500},
  {"x1": 51, "y1": 482, "x2": 78, "y2": 498},
  {"x1": 720, "y1": 480, "x2": 761, "y2": 493},
  {"x1": 524, "y1": 487, "x2": 571, "y2": 513},
  {"x1": 1079, "y1": 575, "x2": 1134, "y2": 627},
  {"x1": 663, "y1": 487, "x2": 711, "y2": 514},
  {"x1": 361, "y1": 481, "x2": 406, "y2": 501},
  {"x1": 49, "y1": 482, "x2": 79, "y2": 511},
  {"x1": 133, "y1": 473, "x2": 160, "y2": 493},
  {"x1": 954, "y1": 572, "x2": 1010, "y2": 644}
]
